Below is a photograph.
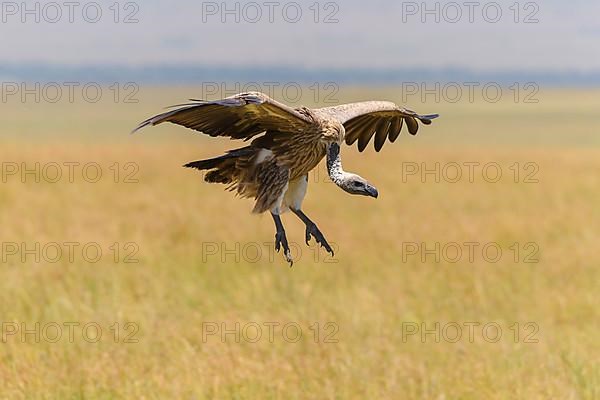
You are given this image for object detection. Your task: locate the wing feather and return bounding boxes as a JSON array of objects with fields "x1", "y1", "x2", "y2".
[
  {"x1": 357, "y1": 119, "x2": 380, "y2": 152},
  {"x1": 346, "y1": 115, "x2": 376, "y2": 146},
  {"x1": 132, "y1": 92, "x2": 313, "y2": 139},
  {"x1": 374, "y1": 120, "x2": 392, "y2": 152},
  {"x1": 388, "y1": 117, "x2": 404, "y2": 143},
  {"x1": 405, "y1": 116, "x2": 419, "y2": 136},
  {"x1": 316, "y1": 101, "x2": 439, "y2": 152}
]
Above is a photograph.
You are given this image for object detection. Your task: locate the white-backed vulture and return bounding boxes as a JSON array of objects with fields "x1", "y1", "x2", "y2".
[{"x1": 133, "y1": 92, "x2": 439, "y2": 265}]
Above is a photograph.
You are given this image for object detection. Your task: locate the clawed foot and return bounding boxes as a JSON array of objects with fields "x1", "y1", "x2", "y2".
[
  {"x1": 275, "y1": 231, "x2": 293, "y2": 267},
  {"x1": 305, "y1": 223, "x2": 334, "y2": 256}
]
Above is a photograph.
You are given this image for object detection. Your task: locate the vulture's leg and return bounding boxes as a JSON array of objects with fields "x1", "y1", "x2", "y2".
[
  {"x1": 271, "y1": 212, "x2": 293, "y2": 266},
  {"x1": 291, "y1": 209, "x2": 334, "y2": 256}
]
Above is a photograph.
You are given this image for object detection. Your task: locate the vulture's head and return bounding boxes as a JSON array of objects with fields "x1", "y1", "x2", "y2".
[{"x1": 339, "y1": 173, "x2": 378, "y2": 198}]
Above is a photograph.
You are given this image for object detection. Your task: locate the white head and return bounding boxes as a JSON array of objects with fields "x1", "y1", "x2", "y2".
[
  {"x1": 326, "y1": 143, "x2": 378, "y2": 198},
  {"x1": 337, "y1": 173, "x2": 378, "y2": 198}
]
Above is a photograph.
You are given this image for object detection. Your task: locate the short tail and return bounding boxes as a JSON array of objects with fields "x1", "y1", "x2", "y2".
[{"x1": 184, "y1": 147, "x2": 254, "y2": 184}]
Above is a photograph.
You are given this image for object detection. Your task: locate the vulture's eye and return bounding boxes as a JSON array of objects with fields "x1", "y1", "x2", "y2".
[{"x1": 353, "y1": 181, "x2": 363, "y2": 188}]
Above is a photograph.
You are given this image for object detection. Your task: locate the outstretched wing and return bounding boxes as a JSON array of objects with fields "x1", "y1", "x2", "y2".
[
  {"x1": 316, "y1": 101, "x2": 439, "y2": 152},
  {"x1": 132, "y1": 92, "x2": 314, "y2": 140}
]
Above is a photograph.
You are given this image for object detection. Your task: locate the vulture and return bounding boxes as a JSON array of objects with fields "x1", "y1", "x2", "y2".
[{"x1": 133, "y1": 92, "x2": 439, "y2": 265}]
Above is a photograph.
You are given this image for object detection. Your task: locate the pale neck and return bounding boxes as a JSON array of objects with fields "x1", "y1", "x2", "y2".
[{"x1": 327, "y1": 143, "x2": 346, "y2": 186}]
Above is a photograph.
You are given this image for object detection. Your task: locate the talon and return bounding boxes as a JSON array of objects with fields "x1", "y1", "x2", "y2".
[
  {"x1": 275, "y1": 234, "x2": 281, "y2": 253},
  {"x1": 305, "y1": 223, "x2": 334, "y2": 256},
  {"x1": 274, "y1": 230, "x2": 294, "y2": 266},
  {"x1": 284, "y1": 250, "x2": 294, "y2": 267}
]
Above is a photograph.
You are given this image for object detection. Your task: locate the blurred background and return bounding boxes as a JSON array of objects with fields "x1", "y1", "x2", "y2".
[{"x1": 0, "y1": 0, "x2": 599, "y2": 398}]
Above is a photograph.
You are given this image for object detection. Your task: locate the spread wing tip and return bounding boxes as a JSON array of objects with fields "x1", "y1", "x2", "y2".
[
  {"x1": 418, "y1": 114, "x2": 440, "y2": 125},
  {"x1": 130, "y1": 119, "x2": 153, "y2": 135},
  {"x1": 131, "y1": 105, "x2": 190, "y2": 134},
  {"x1": 131, "y1": 113, "x2": 169, "y2": 134}
]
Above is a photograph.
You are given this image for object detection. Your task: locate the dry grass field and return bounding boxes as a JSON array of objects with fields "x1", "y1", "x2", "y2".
[{"x1": 0, "y1": 87, "x2": 599, "y2": 399}]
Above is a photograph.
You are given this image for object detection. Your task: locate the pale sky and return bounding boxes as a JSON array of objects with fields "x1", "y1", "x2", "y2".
[{"x1": 1, "y1": 0, "x2": 598, "y2": 71}]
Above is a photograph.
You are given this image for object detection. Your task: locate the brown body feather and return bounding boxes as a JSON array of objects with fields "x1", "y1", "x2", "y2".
[
  {"x1": 185, "y1": 115, "x2": 340, "y2": 213},
  {"x1": 134, "y1": 92, "x2": 438, "y2": 214}
]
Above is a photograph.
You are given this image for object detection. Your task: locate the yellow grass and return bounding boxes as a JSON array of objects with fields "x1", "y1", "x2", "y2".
[{"x1": 0, "y1": 87, "x2": 599, "y2": 399}]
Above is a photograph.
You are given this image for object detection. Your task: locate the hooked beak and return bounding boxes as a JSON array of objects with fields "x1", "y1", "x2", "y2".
[{"x1": 366, "y1": 185, "x2": 379, "y2": 198}]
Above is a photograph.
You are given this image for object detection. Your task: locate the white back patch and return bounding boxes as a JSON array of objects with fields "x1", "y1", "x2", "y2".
[{"x1": 254, "y1": 149, "x2": 274, "y2": 165}]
